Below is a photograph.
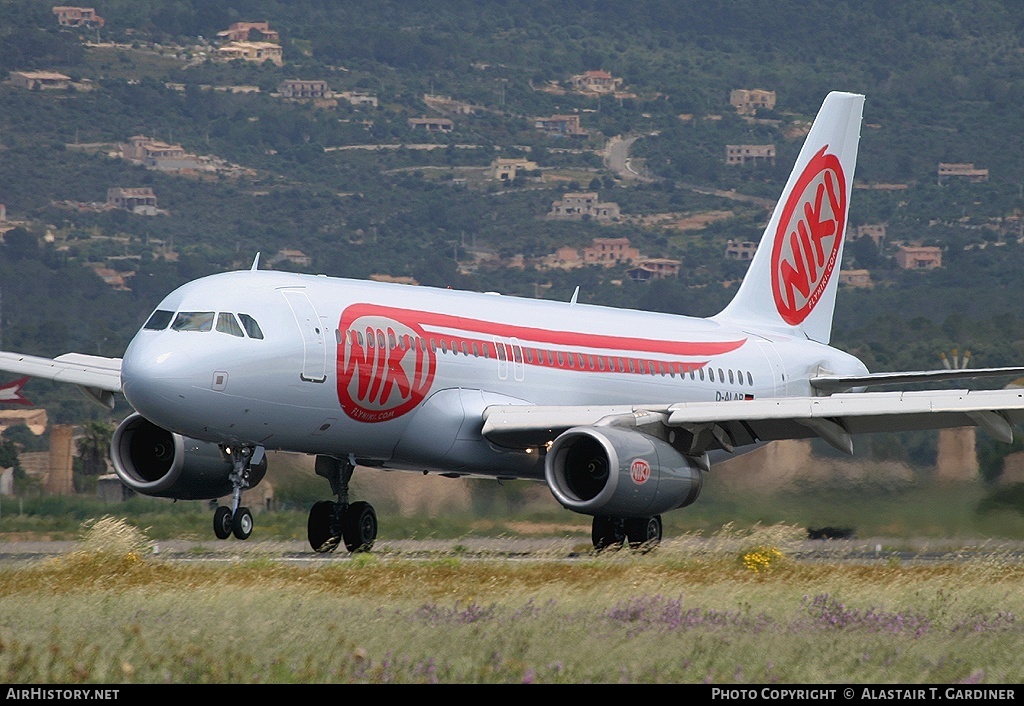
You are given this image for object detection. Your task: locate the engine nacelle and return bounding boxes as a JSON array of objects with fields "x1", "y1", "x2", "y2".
[
  {"x1": 545, "y1": 426, "x2": 703, "y2": 517},
  {"x1": 110, "y1": 413, "x2": 266, "y2": 500}
]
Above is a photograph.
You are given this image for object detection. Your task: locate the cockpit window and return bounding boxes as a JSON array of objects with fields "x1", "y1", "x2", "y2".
[
  {"x1": 238, "y1": 313, "x2": 264, "y2": 340},
  {"x1": 171, "y1": 311, "x2": 215, "y2": 332},
  {"x1": 143, "y1": 309, "x2": 174, "y2": 330},
  {"x1": 216, "y1": 312, "x2": 245, "y2": 337}
]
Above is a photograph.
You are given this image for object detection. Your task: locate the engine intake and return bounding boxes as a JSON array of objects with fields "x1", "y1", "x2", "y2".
[
  {"x1": 545, "y1": 426, "x2": 702, "y2": 517},
  {"x1": 111, "y1": 413, "x2": 266, "y2": 500}
]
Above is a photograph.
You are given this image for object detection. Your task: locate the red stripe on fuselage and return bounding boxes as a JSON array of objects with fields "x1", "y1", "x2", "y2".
[
  {"x1": 419, "y1": 330, "x2": 711, "y2": 376},
  {"x1": 340, "y1": 303, "x2": 746, "y2": 358}
]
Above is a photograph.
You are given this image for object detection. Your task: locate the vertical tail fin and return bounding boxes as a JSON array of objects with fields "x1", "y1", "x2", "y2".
[{"x1": 714, "y1": 91, "x2": 864, "y2": 344}]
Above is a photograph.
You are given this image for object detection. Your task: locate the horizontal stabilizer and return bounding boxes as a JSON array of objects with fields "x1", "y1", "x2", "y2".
[{"x1": 810, "y1": 367, "x2": 1024, "y2": 392}]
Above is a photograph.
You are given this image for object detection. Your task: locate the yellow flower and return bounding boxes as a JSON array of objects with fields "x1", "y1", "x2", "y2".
[{"x1": 741, "y1": 546, "x2": 784, "y2": 573}]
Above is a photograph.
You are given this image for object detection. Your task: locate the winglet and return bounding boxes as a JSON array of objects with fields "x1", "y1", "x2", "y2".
[
  {"x1": 250, "y1": 253, "x2": 261, "y2": 271},
  {"x1": 714, "y1": 92, "x2": 864, "y2": 344}
]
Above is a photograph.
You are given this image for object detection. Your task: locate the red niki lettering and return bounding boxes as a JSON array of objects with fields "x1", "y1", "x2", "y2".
[
  {"x1": 770, "y1": 147, "x2": 847, "y2": 326},
  {"x1": 630, "y1": 459, "x2": 651, "y2": 485},
  {"x1": 337, "y1": 305, "x2": 436, "y2": 423}
]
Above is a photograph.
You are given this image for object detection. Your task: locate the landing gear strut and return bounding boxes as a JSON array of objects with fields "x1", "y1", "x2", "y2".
[
  {"x1": 307, "y1": 455, "x2": 378, "y2": 553},
  {"x1": 591, "y1": 514, "x2": 662, "y2": 551},
  {"x1": 212, "y1": 445, "x2": 263, "y2": 541}
]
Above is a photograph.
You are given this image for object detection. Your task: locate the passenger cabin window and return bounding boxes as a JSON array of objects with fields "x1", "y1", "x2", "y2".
[
  {"x1": 216, "y1": 313, "x2": 245, "y2": 337},
  {"x1": 143, "y1": 309, "x2": 174, "y2": 330},
  {"x1": 172, "y1": 312, "x2": 214, "y2": 332},
  {"x1": 238, "y1": 314, "x2": 264, "y2": 340}
]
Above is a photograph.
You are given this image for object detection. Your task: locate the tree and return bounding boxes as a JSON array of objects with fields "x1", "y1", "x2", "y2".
[
  {"x1": 76, "y1": 420, "x2": 113, "y2": 477},
  {"x1": 0, "y1": 437, "x2": 21, "y2": 476},
  {"x1": 2, "y1": 227, "x2": 39, "y2": 261}
]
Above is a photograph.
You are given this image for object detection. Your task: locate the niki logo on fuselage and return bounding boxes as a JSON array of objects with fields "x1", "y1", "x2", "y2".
[
  {"x1": 770, "y1": 146, "x2": 847, "y2": 326},
  {"x1": 336, "y1": 304, "x2": 436, "y2": 423}
]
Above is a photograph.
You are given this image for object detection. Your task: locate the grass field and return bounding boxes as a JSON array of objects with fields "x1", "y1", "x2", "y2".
[{"x1": 1, "y1": 519, "x2": 1024, "y2": 683}]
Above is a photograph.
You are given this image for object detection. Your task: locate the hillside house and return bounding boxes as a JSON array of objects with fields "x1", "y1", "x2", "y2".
[
  {"x1": 106, "y1": 187, "x2": 159, "y2": 215},
  {"x1": 854, "y1": 223, "x2": 886, "y2": 246},
  {"x1": 217, "y1": 21, "x2": 279, "y2": 43},
  {"x1": 549, "y1": 193, "x2": 621, "y2": 222},
  {"x1": 938, "y1": 163, "x2": 988, "y2": 183},
  {"x1": 839, "y1": 269, "x2": 873, "y2": 288},
  {"x1": 730, "y1": 89, "x2": 776, "y2": 115},
  {"x1": 84, "y1": 263, "x2": 133, "y2": 290},
  {"x1": 120, "y1": 136, "x2": 213, "y2": 172},
  {"x1": 540, "y1": 237, "x2": 656, "y2": 271},
  {"x1": 725, "y1": 240, "x2": 758, "y2": 260},
  {"x1": 278, "y1": 79, "x2": 331, "y2": 99},
  {"x1": 545, "y1": 245, "x2": 584, "y2": 268},
  {"x1": 627, "y1": 258, "x2": 681, "y2": 282},
  {"x1": 583, "y1": 237, "x2": 638, "y2": 265},
  {"x1": 408, "y1": 117, "x2": 454, "y2": 133},
  {"x1": 52, "y1": 6, "x2": 104, "y2": 27},
  {"x1": 423, "y1": 94, "x2": 476, "y2": 115},
  {"x1": 493, "y1": 158, "x2": 538, "y2": 181},
  {"x1": 896, "y1": 245, "x2": 942, "y2": 270},
  {"x1": 0, "y1": 408, "x2": 48, "y2": 436},
  {"x1": 534, "y1": 114, "x2": 587, "y2": 137},
  {"x1": 122, "y1": 136, "x2": 186, "y2": 162},
  {"x1": 340, "y1": 91, "x2": 378, "y2": 107},
  {"x1": 570, "y1": 70, "x2": 623, "y2": 93},
  {"x1": 10, "y1": 71, "x2": 70, "y2": 90},
  {"x1": 726, "y1": 144, "x2": 776, "y2": 165},
  {"x1": 217, "y1": 41, "x2": 283, "y2": 66}
]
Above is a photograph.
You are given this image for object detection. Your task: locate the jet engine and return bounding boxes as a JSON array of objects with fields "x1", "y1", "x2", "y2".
[
  {"x1": 544, "y1": 426, "x2": 703, "y2": 517},
  {"x1": 110, "y1": 413, "x2": 266, "y2": 500}
]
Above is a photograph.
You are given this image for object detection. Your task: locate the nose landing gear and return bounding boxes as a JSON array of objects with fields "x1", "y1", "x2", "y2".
[{"x1": 212, "y1": 445, "x2": 263, "y2": 541}]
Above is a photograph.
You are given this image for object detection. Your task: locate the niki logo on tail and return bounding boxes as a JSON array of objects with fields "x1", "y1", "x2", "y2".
[
  {"x1": 0, "y1": 377, "x2": 31, "y2": 406},
  {"x1": 770, "y1": 145, "x2": 847, "y2": 326}
]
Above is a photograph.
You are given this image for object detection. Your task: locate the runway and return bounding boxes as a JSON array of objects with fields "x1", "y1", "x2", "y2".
[{"x1": 3, "y1": 536, "x2": 1024, "y2": 565}]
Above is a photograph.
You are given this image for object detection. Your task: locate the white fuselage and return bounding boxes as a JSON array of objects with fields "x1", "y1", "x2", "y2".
[{"x1": 120, "y1": 270, "x2": 868, "y2": 478}]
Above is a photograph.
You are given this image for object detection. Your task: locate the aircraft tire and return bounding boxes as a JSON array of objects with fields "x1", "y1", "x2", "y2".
[
  {"x1": 213, "y1": 506, "x2": 233, "y2": 540},
  {"x1": 232, "y1": 507, "x2": 253, "y2": 540},
  {"x1": 307, "y1": 500, "x2": 340, "y2": 553},
  {"x1": 343, "y1": 501, "x2": 377, "y2": 553},
  {"x1": 591, "y1": 515, "x2": 623, "y2": 550},
  {"x1": 625, "y1": 515, "x2": 662, "y2": 550}
]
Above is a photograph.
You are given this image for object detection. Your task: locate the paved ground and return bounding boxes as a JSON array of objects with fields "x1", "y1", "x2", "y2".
[{"x1": 4, "y1": 536, "x2": 1024, "y2": 565}]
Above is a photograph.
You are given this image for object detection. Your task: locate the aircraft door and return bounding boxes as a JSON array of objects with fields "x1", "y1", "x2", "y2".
[
  {"x1": 510, "y1": 337, "x2": 525, "y2": 381},
  {"x1": 281, "y1": 289, "x2": 328, "y2": 383},
  {"x1": 493, "y1": 336, "x2": 508, "y2": 380},
  {"x1": 492, "y1": 336, "x2": 524, "y2": 382}
]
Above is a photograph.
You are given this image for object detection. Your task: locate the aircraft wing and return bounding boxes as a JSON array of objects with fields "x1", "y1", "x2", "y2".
[
  {"x1": 481, "y1": 388, "x2": 1024, "y2": 456},
  {"x1": 0, "y1": 351, "x2": 122, "y2": 408}
]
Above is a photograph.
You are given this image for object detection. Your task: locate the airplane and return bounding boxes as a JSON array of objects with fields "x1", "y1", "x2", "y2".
[{"x1": 3, "y1": 91, "x2": 1024, "y2": 553}]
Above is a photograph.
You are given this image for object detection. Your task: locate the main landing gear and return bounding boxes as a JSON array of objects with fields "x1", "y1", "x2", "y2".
[
  {"x1": 212, "y1": 445, "x2": 263, "y2": 541},
  {"x1": 307, "y1": 455, "x2": 378, "y2": 553},
  {"x1": 591, "y1": 514, "x2": 662, "y2": 551}
]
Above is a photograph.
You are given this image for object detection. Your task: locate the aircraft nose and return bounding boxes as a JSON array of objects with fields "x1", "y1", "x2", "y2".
[{"x1": 120, "y1": 334, "x2": 194, "y2": 419}]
